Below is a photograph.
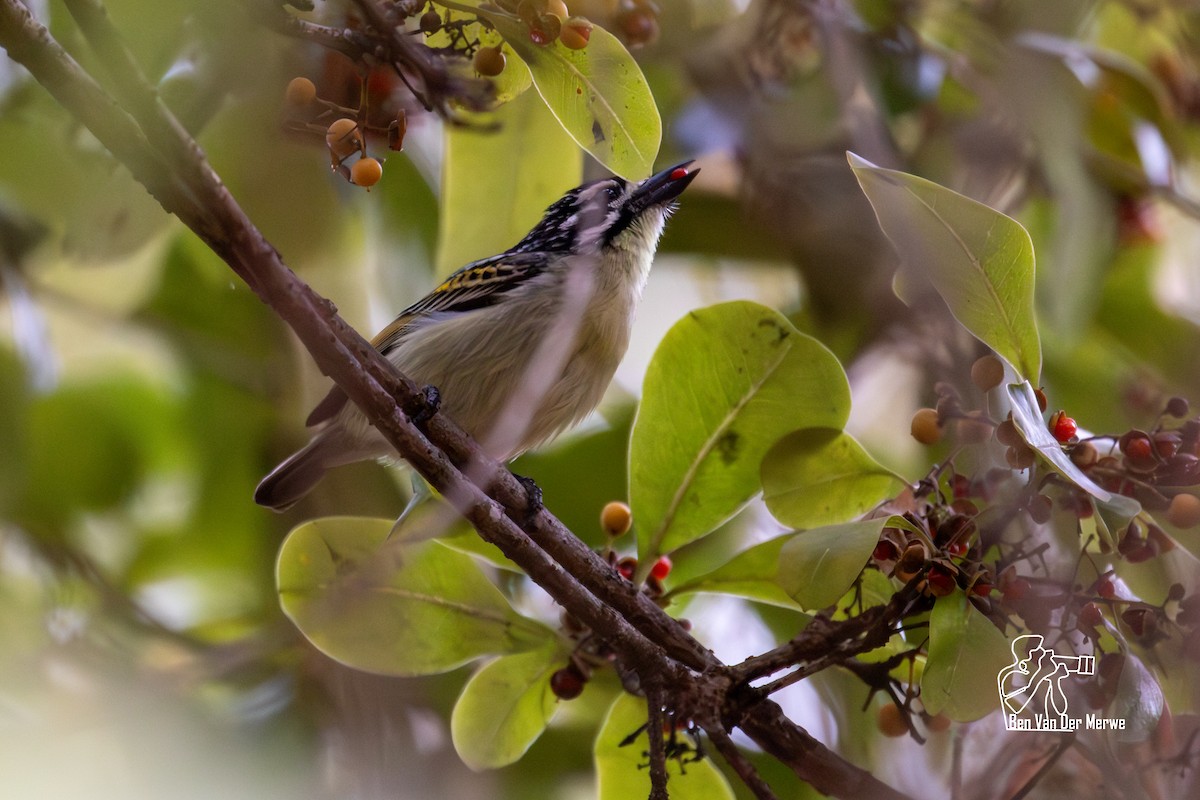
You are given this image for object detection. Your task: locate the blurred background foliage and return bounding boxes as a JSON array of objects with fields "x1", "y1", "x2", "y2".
[{"x1": 2, "y1": 0, "x2": 1200, "y2": 797}]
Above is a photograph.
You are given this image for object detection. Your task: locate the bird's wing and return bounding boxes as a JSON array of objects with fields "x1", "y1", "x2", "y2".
[{"x1": 305, "y1": 252, "x2": 549, "y2": 427}]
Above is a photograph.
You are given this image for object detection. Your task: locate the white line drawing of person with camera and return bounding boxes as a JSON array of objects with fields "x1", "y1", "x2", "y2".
[{"x1": 997, "y1": 634, "x2": 1095, "y2": 729}]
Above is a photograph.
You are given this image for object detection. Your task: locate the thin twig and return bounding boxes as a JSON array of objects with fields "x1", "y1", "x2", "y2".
[
  {"x1": 645, "y1": 682, "x2": 669, "y2": 800},
  {"x1": 706, "y1": 724, "x2": 780, "y2": 800}
]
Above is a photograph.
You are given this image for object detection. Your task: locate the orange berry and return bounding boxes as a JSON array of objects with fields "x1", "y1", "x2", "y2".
[
  {"x1": 600, "y1": 501, "x2": 632, "y2": 537},
  {"x1": 877, "y1": 703, "x2": 908, "y2": 737},
  {"x1": 970, "y1": 355, "x2": 1005, "y2": 392},
  {"x1": 350, "y1": 157, "x2": 383, "y2": 187},
  {"x1": 1167, "y1": 494, "x2": 1200, "y2": 529},
  {"x1": 910, "y1": 407, "x2": 941, "y2": 445},
  {"x1": 285, "y1": 76, "x2": 317, "y2": 107},
  {"x1": 325, "y1": 118, "x2": 361, "y2": 159}
]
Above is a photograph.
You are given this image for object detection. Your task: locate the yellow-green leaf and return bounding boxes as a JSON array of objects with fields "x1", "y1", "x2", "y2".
[
  {"x1": 451, "y1": 646, "x2": 562, "y2": 769},
  {"x1": 277, "y1": 517, "x2": 554, "y2": 676},
  {"x1": 921, "y1": 590, "x2": 1012, "y2": 721},
  {"x1": 485, "y1": 15, "x2": 660, "y2": 179},
  {"x1": 761, "y1": 428, "x2": 906, "y2": 528},
  {"x1": 631, "y1": 302, "x2": 850, "y2": 562},
  {"x1": 849, "y1": 152, "x2": 1042, "y2": 381},
  {"x1": 595, "y1": 694, "x2": 734, "y2": 800}
]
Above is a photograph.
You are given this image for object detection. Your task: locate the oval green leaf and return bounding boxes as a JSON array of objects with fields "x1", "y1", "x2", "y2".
[
  {"x1": 761, "y1": 428, "x2": 906, "y2": 528},
  {"x1": 921, "y1": 590, "x2": 1013, "y2": 721},
  {"x1": 438, "y1": 89, "x2": 582, "y2": 275},
  {"x1": 1006, "y1": 380, "x2": 1141, "y2": 521},
  {"x1": 451, "y1": 645, "x2": 562, "y2": 770},
  {"x1": 484, "y1": 14, "x2": 660, "y2": 179},
  {"x1": 595, "y1": 693, "x2": 734, "y2": 800},
  {"x1": 849, "y1": 152, "x2": 1042, "y2": 382},
  {"x1": 631, "y1": 301, "x2": 850, "y2": 563},
  {"x1": 777, "y1": 518, "x2": 890, "y2": 611},
  {"x1": 277, "y1": 517, "x2": 554, "y2": 676}
]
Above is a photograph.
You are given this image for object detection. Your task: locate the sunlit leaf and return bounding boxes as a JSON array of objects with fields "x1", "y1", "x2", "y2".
[
  {"x1": 438, "y1": 90, "x2": 581, "y2": 275},
  {"x1": 761, "y1": 428, "x2": 905, "y2": 528},
  {"x1": 451, "y1": 645, "x2": 563, "y2": 770},
  {"x1": 777, "y1": 518, "x2": 891, "y2": 611},
  {"x1": 922, "y1": 590, "x2": 1012, "y2": 721},
  {"x1": 595, "y1": 693, "x2": 734, "y2": 800},
  {"x1": 849, "y1": 153, "x2": 1042, "y2": 381},
  {"x1": 277, "y1": 517, "x2": 554, "y2": 676},
  {"x1": 631, "y1": 301, "x2": 850, "y2": 563},
  {"x1": 481, "y1": 13, "x2": 661, "y2": 179},
  {"x1": 1007, "y1": 380, "x2": 1141, "y2": 520}
]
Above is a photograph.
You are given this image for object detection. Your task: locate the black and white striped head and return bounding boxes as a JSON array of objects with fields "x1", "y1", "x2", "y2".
[{"x1": 510, "y1": 161, "x2": 697, "y2": 256}]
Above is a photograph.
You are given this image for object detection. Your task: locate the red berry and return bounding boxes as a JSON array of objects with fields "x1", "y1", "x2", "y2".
[
  {"x1": 669, "y1": 167, "x2": 689, "y2": 181},
  {"x1": 650, "y1": 556, "x2": 672, "y2": 581},
  {"x1": 1097, "y1": 577, "x2": 1116, "y2": 599},
  {"x1": 1050, "y1": 411, "x2": 1077, "y2": 443}
]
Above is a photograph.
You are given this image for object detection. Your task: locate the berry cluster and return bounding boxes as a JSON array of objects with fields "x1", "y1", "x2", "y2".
[
  {"x1": 548, "y1": 501, "x2": 682, "y2": 700},
  {"x1": 283, "y1": 76, "x2": 401, "y2": 189},
  {"x1": 896, "y1": 350, "x2": 1200, "y2": 717},
  {"x1": 420, "y1": 0, "x2": 595, "y2": 82}
]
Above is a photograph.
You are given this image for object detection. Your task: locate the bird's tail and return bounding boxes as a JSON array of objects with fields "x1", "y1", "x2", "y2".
[{"x1": 255, "y1": 432, "x2": 344, "y2": 512}]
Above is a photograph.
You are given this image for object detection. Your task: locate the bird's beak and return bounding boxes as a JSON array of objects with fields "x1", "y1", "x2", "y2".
[{"x1": 629, "y1": 160, "x2": 698, "y2": 211}]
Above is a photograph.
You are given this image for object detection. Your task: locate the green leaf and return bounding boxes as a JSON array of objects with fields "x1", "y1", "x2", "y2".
[
  {"x1": 849, "y1": 153, "x2": 1042, "y2": 381},
  {"x1": 667, "y1": 534, "x2": 802, "y2": 609},
  {"x1": 438, "y1": 90, "x2": 582, "y2": 275},
  {"x1": 595, "y1": 693, "x2": 734, "y2": 800},
  {"x1": 776, "y1": 518, "x2": 890, "y2": 611},
  {"x1": 761, "y1": 429, "x2": 906, "y2": 528},
  {"x1": 1006, "y1": 381, "x2": 1141, "y2": 520},
  {"x1": 277, "y1": 517, "x2": 555, "y2": 676},
  {"x1": 631, "y1": 301, "x2": 850, "y2": 562},
  {"x1": 451, "y1": 645, "x2": 562, "y2": 770},
  {"x1": 483, "y1": 13, "x2": 661, "y2": 179},
  {"x1": 921, "y1": 590, "x2": 1012, "y2": 721}
]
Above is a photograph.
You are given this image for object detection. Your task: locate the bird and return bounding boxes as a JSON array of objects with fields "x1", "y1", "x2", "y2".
[{"x1": 255, "y1": 160, "x2": 698, "y2": 511}]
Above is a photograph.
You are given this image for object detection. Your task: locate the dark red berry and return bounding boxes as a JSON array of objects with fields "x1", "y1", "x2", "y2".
[
  {"x1": 926, "y1": 566, "x2": 956, "y2": 597},
  {"x1": 669, "y1": 167, "x2": 689, "y2": 181},
  {"x1": 873, "y1": 540, "x2": 900, "y2": 562},
  {"x1": 550, "y1": 665, "x2": 586, "y2": 700},
  {"x1": 1078, "y1": 602, "x2": 1103, "y2": 629},
  {"x1": 1097, "y1": 577, "x2": 1116, "y2": 599},
  {"x1": 616, "y1": 557, "x2": 637, "y2": 580},
  {"x1": 1002, "y1": 577, "x2": 1031, "y2": 603}
]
